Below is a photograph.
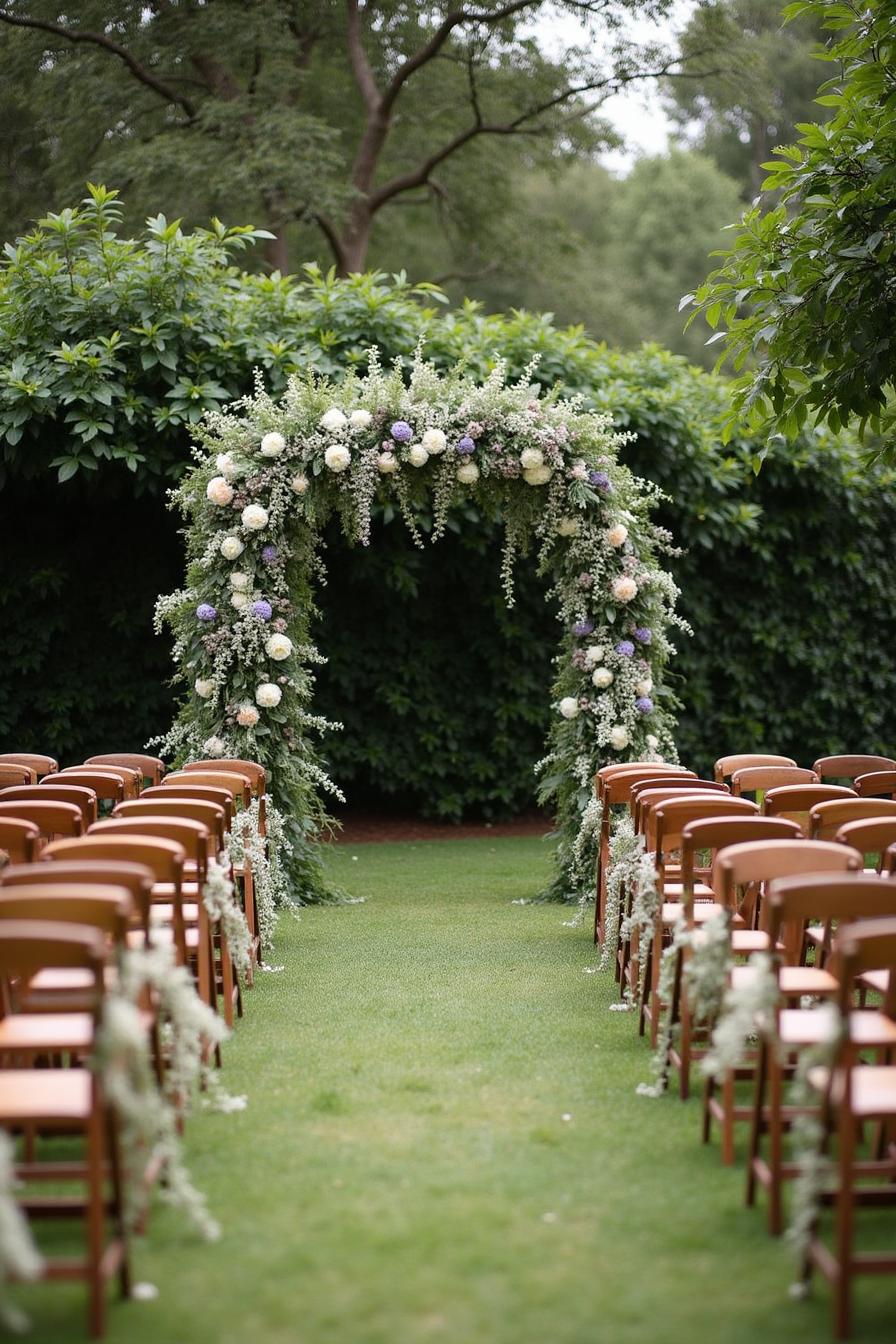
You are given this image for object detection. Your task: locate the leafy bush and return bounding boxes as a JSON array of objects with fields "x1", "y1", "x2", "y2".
[{"x1": 2, "y1": 193, "x2": 894, "y2": 801}]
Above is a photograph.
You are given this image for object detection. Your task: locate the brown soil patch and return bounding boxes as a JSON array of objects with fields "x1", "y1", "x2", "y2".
[{"x1": 329, "y1": 808, "x2": 554, "y2": 845}]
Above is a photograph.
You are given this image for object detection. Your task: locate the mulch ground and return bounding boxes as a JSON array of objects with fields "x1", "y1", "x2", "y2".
[{"x1": 329, "y1": 807, "x2": 554, "y2": 844}]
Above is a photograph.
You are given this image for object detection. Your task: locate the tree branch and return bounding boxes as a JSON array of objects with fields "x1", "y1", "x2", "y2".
[
  {"x1": 345, "y1": 0, "x2": 380, "y2": 111},
  {"x1": 0, "y1": 10, "x2": 196, "y2": 118},
  {"x1": 312, "y1": 212, "x2": 347, "y2": 272}
]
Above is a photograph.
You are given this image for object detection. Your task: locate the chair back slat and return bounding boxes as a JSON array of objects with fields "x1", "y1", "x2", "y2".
[
  {"x1": 855, "y1": 770, "x2": 896, "y2": 799},
  {"x1": 768, "y1": 875, "x2": 896, "y2": 967},
  {"x1": 0, "y1": 754, "x2": 58, "y2": 779},
  {"x1": 714, "y1": 753, "x2": 797, "y2": 784},
  {"x1": 85, "y1": 753, "x2": 165, "y2": 785},
  {"x1": 834, "y1": 817, "x2": 896, "y2": 870},
  {"x1": 49, "y1": 769, "x2": 127, "y2": 802},
  {"x1": 814, "y1": 754, "x2": 896, "y2": 782},
  {"x1": 731, "y1": 766, "x2": 818, "y2": 796},
  {"x1": 0, "y1": 763, "x2": 36, "y2": 786},
  {"x1": 809, "y1": 797, "x2": 896, "y2": 840},
  {"x1": 113, "y1": 799, "x2": 227, "y2": 853},
  {"x1": 0, "y1": 818, "x2": 40, "y2": 865},
  {"x1": 43, "y1": 835, "x2": 185, "y2": 885},
  {"x1": 1, "y1": 860, "x2": 153, "y2": 934},
  {"x1": 0, "y1": 785, "x2": 97, "y2": 827},
  {"x1": 0, "y1": 800, "x2": 84, "y2": 839}
]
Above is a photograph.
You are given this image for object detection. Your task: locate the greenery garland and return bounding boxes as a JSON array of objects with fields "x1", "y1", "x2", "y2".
[{"x1": 155, "y1": 350, "x2": 683, "y2": 908}]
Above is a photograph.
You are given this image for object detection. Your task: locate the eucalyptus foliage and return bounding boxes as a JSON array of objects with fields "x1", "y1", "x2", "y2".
[{"x1": 156, "y1": 353, "x2": 684, "y2": 904}]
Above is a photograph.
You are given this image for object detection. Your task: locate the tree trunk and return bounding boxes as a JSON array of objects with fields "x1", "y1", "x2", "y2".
[
  {"x1": 264, "y1": 228, "x2": 291, "y2": 274},
  {"x1": 335, "y1": 203, "x2": 373, "y2": 275}
]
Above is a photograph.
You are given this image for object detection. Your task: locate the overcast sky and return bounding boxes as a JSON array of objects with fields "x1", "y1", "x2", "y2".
[{"x1": 529, "y1": 1, "x2": 698, "y2": 172}]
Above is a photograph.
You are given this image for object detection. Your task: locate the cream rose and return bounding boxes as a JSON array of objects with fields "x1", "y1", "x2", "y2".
[
  {"x1": 350, "y1": 409, "x2": 372, "y2": 429},
  {"x1": 256, "y1": 682, "x2": 283, "y2": 708},
  {"x1": 265, "y1": 633, "x2": 293, "y2": 661},
  {"x1": 421, "y1": 428, "x2": 447, "y2": 455},
  {"x1": 194, "y1": 677, "x2": 215, "y2": 699},
  {"x1": 260, "y1": 432, "x2": 286, "y2": 458},
  {"x1": 558, "y1": 696, "x2": 579, "y2": 720},
  {"x1": 325, "y1": 444, "x2": 351, "y2": 473},
  {"x1": 220, "y1": 536, "x2": 244, "y2": 560},
  {"x1": 206, "y1": 476, "x2": 234, "y2": 506},
  {"x1": 610, "y1": 575, "x2": 638, "y2": 603},
  {"x1": 523, "y1": 464, "x2": 552, "y2": 486},
  {"x1": 592, "y1": 667, "x2": 614, "y2": 689},
  {"x1": 636, "y1": 677, "x2": 653, "y2": 697},
  {"x1": 230, "y1": 592, "x2": 249, "y2": 610},
  {"x1": 291, "y1": 473, "x2": 309, "y2": 495},
  {"x1": 377, "y1": 451, "x2": 398, "y2": 474},
  {"x1": 242, "y1": 504, "x2": 269, "y2": 531},
  {"x1": 556, "y1": 517, "x2": 580, "y2": 537},
  {"x1": 229, "y1": 572, "x2": 250, "y2": 592},
  {"x1": 408, "y1": 444, "x2": 429, "y2": 468},
  {"x1": 610, "y1": 725, "x2": 629, "y2": 751},
  {"x1": 457, "y1": 462, "x2": 479, "y2": 485},
  {"x1": 519, "y1": 447, "x2": 544, "y2": 470},
  {"x1": 320, "y1": 408, "x2": 347, "y2": 432},
  {"x1": 237, "y1": 703, "x2": 260, "y2": 728},
  {"x1": 606, "y1": 523, "x2": 628, "y2": 548}
]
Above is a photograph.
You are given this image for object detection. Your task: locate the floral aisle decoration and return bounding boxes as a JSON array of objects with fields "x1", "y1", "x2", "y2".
[
  {"x1": 702, "y1": 951, "x2": 780, "y2": 1079},
  {"x1": 203, "y1": 856, "x2": 252, "y2": 976},
  {"x1": 0, "y1": 1131, "x2": 43, "y2": 1333},
  {"x1": 156, "y1": 350, "x2": 685, "y2": 908},
  {"x1": 787, "y1": 1003, "x2": 844, "y2": 1288}
]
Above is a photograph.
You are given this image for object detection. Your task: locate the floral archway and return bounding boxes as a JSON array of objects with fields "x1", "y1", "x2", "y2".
[{"x1": 155, "y1": 352, "x2": 685, "y2": 930}]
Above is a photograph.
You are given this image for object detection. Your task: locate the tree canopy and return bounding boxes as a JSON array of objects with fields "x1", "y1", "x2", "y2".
[{"x1": 687, "y1": 0, "x2": 896, "y2": 454}]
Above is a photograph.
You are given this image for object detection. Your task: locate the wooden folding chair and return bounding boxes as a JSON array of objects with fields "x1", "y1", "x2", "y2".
[
  {"x1": 704, "y1": 839, "x2": 862, "y2": 1164},
  {"x1": 58, "y1": 765, "x2": 141, "y2": 800},
  {"x1": 835, "y1": 818, "x2": 896, "y2": 874},
  {"x1": 0, "y1": 763, "x2": 37, "y2": 787},
  {"x1": 811, "y1": 798, "x2": 896, "y2": 841},
  {"x1": 747, "y1": 875, "x2": 896, "y2": 1235},
  {"x1": 639, "y1": 795, "x2": 760, "y2": 1044},
  {"x1": 0, "y1": 921, "x2": 128, "y2": 1337},
  {"x1": 0, "y1": 784, "x2": 98, "y2": 829},
  {"x1": 593, "y1": 761, "x2": 692, "y2": 941},
  {"x1": 0, "y1": 799, "x2": 85, "y2": 847},
  {"x1": 814, "y1": 754, "x2": 896, "y2": 784},
  {"x1": 85, "y1": 754, "x2": 166, "y2": 787},
  {"x1": 2, "y1": 859, "x2": 154, "y2": 947},
  {"x1": 0, "y1": 753, "x2": 57, "y2": 780},
  {"x1": 0, "y1": 817, "x2": 40, "y2": 865},
  {"x1": 46, "y1": 770, "x2": 127, "y2": 809},
  {"x1": 714, "y1": 753, "x2": 797, "y2": 785},
  {"x1": 763, "y1": 784, "x2": 856, "y2": 836},
  {"x1": 87, "y1": 818, "x2": 221, "y2": 1024},
  {"x1": 799, "y1": 917, "x2": 896, "y2": 1338},
  {"x1": 731, "y1": 765, "x2": 819, "y2": 798},
  {"x1": 666, "y1": 815, "x2": 804, "y2": 1099},
  {"x1": 43, "y1": 836, "x2": 187, "y2": 967},
  {"x1": 854, "y1": 771, "x2": 896, "y2": 800}
]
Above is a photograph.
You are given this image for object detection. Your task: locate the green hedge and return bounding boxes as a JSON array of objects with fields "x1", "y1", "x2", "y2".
[{"x1": 2, "y1": 195, "x2": 894, "y2": 803}]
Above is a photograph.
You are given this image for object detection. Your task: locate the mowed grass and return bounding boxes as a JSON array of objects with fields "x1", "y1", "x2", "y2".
[{"x1": 11, "y1": 837, "x2": 894, "y2": 1343}]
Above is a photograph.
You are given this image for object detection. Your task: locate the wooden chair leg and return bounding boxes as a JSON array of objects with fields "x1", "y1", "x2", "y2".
[
  {"x1": 834, "y1": 1110, "x2": 856, "y2": 1340},
  {"x1": 86, "y1": 1110, "x2": 107, "y2": 1339},
  {"x1": 767, "y1": 1048, "x2": 784, "y2": 1234},
  {"x1": 721, "y1": 1069, "x2": 736, "y2": 1165},
  {"x1": 746, "y1": 1038, "x2": 767, "y2": 1209}
]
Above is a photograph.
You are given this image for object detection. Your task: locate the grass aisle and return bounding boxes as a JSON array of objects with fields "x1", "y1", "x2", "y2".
[{"x1": 15, "y1": 837, "x2": 892, "y2": 1342}]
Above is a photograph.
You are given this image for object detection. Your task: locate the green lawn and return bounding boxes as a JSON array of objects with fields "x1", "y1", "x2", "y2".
[{"x1": 10, "y1": 837, "x2": 894, "y2": 1342}]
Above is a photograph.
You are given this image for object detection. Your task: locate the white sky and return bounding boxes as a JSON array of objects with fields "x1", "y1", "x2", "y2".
[{"x1": 530, "y1": 1, "x2": 698, "y2": 172}]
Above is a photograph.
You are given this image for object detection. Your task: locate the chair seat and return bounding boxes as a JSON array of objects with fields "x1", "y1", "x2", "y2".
[
  {"x1": 780, "y1": 1009, "x2": 896, "y2": 1048},
  {"x1": 27, "y1": 966, "x2": 118, "y2": 993},
  {"x1": 808, "y1": 1064, "x2": 896, "y2": 1117},
  {"x1": 0, "y1": 1069, "x2": 91, "y2": 1121},
  {"x1": 660, "y1": 898, "x2": 722, "y2": 925},
  {"x1": 662, "y1": 882, "x2": 715, "y2": 900},
  {"x1": 0, "y1": 1012, "x2": 93, "y2": 1052},
  {"x1": 151, "y1": 903, "x2": 199, "y2": 924},
  {"x1": 730, "y1": 930, "x2": 773, "y2": 954},
  {"x1": 730, "y1": 964, "x2": 838, "y2": 995},
  {"x1": 858, "y1": 969, "x2": 890, "y2": 995},
  {"x1": 149, "y1": 925, "x2": 201, "y2": 951}
]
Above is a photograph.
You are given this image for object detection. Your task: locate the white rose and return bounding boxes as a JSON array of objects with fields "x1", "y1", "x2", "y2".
[
  {"x1": 606, "y1": 524, "x2": 628, "y2": 548},
  {"x1": 229, "y1": 572, "x2": 250, "y2": 591},
  {"x1": 231, "y1": 592, "x2": 249, "y2": 610},
  {"x1": 570, "y1": 461, "x2": 589, "y2": 482},
  {"x1": 216, "y1": 452, "x2": 240, "y2": 480},
  {"x1": 646, "y1": 734, "x2": 659, "y2": 750},
  {"x1": 237, "y1": 703, "x2": 260, "y2": 728},
  {"x1": 408, "y1": 444, "x2": 429, "y2": 468},
  {"x1": 520, "y1": 447, "x2": 544, "y2": 470},
  {"x1": 220, "y1": 536, "x2": 244, "y2": 560},
  {"x1": 610, "y1": 725, "x2": 629, "y2": 751},
  {"x1": 256, "y1": 682, "x2": 283, "y2": 708},
  {"x1": 558, "y1": 696, "x2": 580, "y2": 720},
  {"x1": 206, "y1": 475, "x2": 234, "y2": 506},
  {"x1": 592, "y1": 667, "x2": 614, "y2": 689},
  {"x1": 260, "y1": 432, "x2": 286, "y2": 458},
  {"x1": 610, "y1": 575, "x2": 638, "y2": 603},
  {"x1": 422, "y1": 428, "x2": 447, "y2": 455},
  {"x1": 291, "y1": 473, "x2": 309, "y2": 495},
  {"x1": 325, "y1": 444, "x2": 351, "y2": 473},
  {"x1": 350, "y1": 409, "x2": 372, "y2": 429},
  {"x1": 320, "y1": 408, "x2": 347, "y2": 432},
  {"x1": 584, "y1": 645, "x2": 605, "y2": 667},
  {"x1": 265, "y1": 633, "x2": 293, "y2": 661},
  {"x1": 242, "y1": 504, "x2": 269, "y2": 531},
  {"x1": 457, "y1": 462, "x2": 479, "y2": 485},
  {"x1": 636, "y1": 677, "x2": 653, "y2": 697},
  {"x1": 202, "y1": 736, "x2": 227, "y2": 758},
  {"x1": 377, "y1": 451, "x2": 398, "y2": 474},
  {"x1": 523, "y1": 464, "x2": 552, "y2": 486},
  {"x1": 194, "y1": 677, "x2": 215, "y2": 699},
  {"x1": 556, "y1": 517, "x2": 580, "y2": 537}
]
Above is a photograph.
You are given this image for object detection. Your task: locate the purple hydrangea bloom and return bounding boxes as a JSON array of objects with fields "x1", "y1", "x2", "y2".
[
  {"x1": 391, "y1": 421, "x2": 413, "y2": 442},
  {"x1": 196, "y1": 603, "x2": 217, "y2": 622},
  {"x1": 456, "y1": 436, "x2": 476, "y2": 455},
  {"x1": 616, "y1": 640, "x2": 635, "y2": 657},
  {"x1": 251, "y1": 600, "x2": 273, "y2": 622},
  {"x1": 573, "y1": 620, "x2": 594, "y2": 637},
  {"x1": 634, "y1": 627, "x2": 652, "y2": 645},
  {"x1": 589, "y1": 470, "x2": 612, "y2": 491},
  {"x1": 636, "y1": 696, "x2": 654, "y2": 714},
  {"x1": 262, "y1": 545, "x2": 279, "y2": 564}
]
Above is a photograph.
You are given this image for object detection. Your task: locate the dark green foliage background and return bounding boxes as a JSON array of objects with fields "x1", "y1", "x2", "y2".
[{"x1": 2, "y1": 210, "x2": 894, "y2": 810}]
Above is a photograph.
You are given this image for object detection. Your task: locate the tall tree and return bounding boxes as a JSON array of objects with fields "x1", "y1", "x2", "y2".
[
  {"x1": 687, "y1": 0, "x2": 896, "y2": 454},
  {"x1": 665, "y1": 0, "x2": 825, "y2": 193},
  {"x1": 0, "y1": 1, "x2": 704, "y2": 272}
]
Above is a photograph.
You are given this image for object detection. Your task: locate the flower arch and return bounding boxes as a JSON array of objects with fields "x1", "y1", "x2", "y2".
[{"x1": 156, "y1": 352, "x2": 686, "y2": 929}]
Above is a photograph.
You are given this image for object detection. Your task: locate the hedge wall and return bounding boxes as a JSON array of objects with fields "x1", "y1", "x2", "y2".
[{"x1": 2, "y1": 196, "x2": 894, "y2": 809}]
